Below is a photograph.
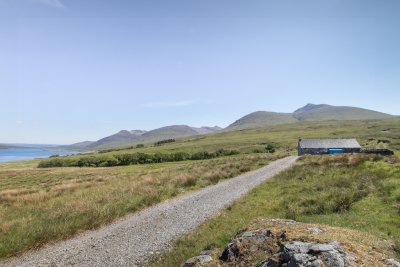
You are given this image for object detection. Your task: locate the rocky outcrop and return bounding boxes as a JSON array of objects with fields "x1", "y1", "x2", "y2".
[
  {"x1": 182, "y1": 219, "x2": 400, "y2": 267},
  {"x1": 217, "y1": 228, "x2": 352, "y2": 267}
]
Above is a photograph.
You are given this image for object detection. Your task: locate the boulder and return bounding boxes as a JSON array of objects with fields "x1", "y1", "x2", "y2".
[
  {"x1": 267, "y1": 241, "x2": 351, "y2": 267},
  {"x1": 182, "y1": 255, "x2": 212, "y2": 267},
  {"x1": 386, "y1": 258, "x2": 400, "y2": 267}
]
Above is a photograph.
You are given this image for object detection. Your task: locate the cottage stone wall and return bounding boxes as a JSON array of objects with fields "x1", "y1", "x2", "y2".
[{"x1": 298, "y1": 147, "x2": 361, "y2": 156}]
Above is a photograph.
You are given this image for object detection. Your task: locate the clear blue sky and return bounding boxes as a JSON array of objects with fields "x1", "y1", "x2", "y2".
[{"x1": 1, "y1": 0, "x2": 399, "y2": 144}]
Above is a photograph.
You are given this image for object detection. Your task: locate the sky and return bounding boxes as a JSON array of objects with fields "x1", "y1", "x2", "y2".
[{"x1": 1, "y1": 0, "x2": 399, "y2": 144}]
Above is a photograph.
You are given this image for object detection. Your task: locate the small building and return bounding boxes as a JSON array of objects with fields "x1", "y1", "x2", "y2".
[{"x1": 298, "y1": 139, "x2": 361, "y2": 156}]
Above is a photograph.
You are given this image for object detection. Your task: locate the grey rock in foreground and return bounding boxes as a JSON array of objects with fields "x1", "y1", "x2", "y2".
[
  {"x1": 270, "y1": 241, "x2": 350, "y2": 267},
  {"x1": 183, "y1": 254, "x2": 212, "y2": 267},
  {"x1": 0, "y1": 156, "x2": 298, "y2": 267},
  {"x1": 386, "y1": 258, "x2": 400, "y2": 267}
]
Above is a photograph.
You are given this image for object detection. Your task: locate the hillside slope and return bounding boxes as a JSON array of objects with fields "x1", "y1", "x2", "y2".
[
  {"x1": 226, "y1": 104, "x2": 393, "y2": 131},
  {"x1": 86, "y1": 130, "x2": 146, "y2": 149},
  {"x1": 227, "y1": 111, "x2": 298, "y2": 130},
  {"x1": 293, "y1": 103, "x2": 393, "y2": 121},
  {"x1": 86, "y1": 125, "x2": 221, "y2": 150}
]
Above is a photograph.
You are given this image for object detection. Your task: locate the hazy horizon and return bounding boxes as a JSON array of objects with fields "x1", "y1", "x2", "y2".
[{"x1": 1, "y1": 0, "x2": 400, "y2": 144}]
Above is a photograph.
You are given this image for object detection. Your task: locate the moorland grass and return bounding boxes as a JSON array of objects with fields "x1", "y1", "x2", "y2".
[
  {"x1": 0, "y1": 153, "x2": 281, "y2": 259},
  {"x1": 147, "y1": 154, "x2": 400, "y2": 266}
]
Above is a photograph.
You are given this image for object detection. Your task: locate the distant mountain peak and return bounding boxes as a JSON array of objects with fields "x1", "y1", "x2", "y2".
[
  {"x1": 129, "y1": 130, "x2": 147, "y2": 136},
  {"x1": 294, "y1": 103, "x2": 329, "y2": 113}
]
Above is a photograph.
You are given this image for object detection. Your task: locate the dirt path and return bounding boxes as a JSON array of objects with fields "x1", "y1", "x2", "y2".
[{"x1": 0, "y1": 156, "x2": 298, "y2": 267}]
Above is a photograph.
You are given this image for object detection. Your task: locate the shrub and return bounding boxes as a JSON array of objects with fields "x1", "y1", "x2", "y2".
[
  {"x1": 153, "y1": 153, "x2": 172, "y2": 163},
  {"x1": 191, "y1": 151, "x2": 213, "y2": 160},
  {"x1": 154, "y1": 139, "x2": 175, "y2": 146},
  {"x1": 115, "y1": 154, "x2": 138, "y2": 165},
  {"x1": 76, "y1": 156, "x2": 99, "y2": 167},
  {"x1": 173, "y1": 152, "x2": 190, "y2": 161},
  {"x1": 96, "y1": 156, "x2": 119, "y2": 167},
  {"x1": 253, "y1": 148, "x2": 266, "y2": 153},
  {"x1": 253, "y1": 145, "x2": 275, "y2": 153},
  {"x1": 38, "y1": 158, "x2": 64, "y2": 168},
  {"x1": 265, "y1": 144, "x2": 276, "y2": 153}
]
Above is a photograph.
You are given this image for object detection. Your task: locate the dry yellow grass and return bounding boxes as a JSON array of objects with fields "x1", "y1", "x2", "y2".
[
  {"x1": 0, "y1": 189, "x2": 44, "y2": 203},
  {"x1": 52, "y1": 180, "x2": 94, "y2": 195},
  {"x1": 0, "y1": 153, "x2": 278, "y2": 259}
]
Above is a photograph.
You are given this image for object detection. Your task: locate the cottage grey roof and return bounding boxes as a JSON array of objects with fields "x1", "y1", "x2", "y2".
[{"x1": 299, "y1": 139, "x2": 361, "y2": 149}]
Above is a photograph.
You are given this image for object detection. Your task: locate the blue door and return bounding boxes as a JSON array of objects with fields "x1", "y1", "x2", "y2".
[{"x1": 328, "y1": 149, "x2": 344, "y2": 154}]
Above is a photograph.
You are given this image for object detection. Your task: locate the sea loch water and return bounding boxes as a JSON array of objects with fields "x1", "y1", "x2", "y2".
[{"x1": 0, "y1": 147, "x2": 77, "y2": 162}]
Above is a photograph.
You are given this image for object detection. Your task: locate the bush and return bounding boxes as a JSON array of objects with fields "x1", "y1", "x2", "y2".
[
  {"x1": 154, "y1": 139, "x2": 175, "y2": 146},
  {"x1": 173, "y1": 152, "x2": 190, "y2": 161},
  {"x1": 253, "y1": 145, "x2": 275, "y2": 154},
  {"x1": 136, "y1": 144, "x2": 144, "y2": 148},
  {"x1": 153, "y1": 153, "x2": 172, "y2": 163},
  {"x1": 265, "y1": 144, "x2": 276, "y2": 153},
  {"x1": 76, "y1": 156, "x2": 99, "y2": 167},
  {"x1": 38, "y1": 158, "x2": 65, "y2": 168},
  {"x1": 191, "y1": 151, "x2": 213, "y2": 160},
  {"x1": 115, "y1": 154, "x2": 138, "y2": 165},
  {"x1": 253, "y1": 148, "x2": 266, "y2": 153}
]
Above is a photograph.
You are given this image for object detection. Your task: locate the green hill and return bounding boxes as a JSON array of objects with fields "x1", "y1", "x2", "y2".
[
  {"x1": 226, "y1": 104, "x2": 393, "y2": 131},
  {"x1": 86, "y1": 125, "x2": 221, "y2": 150},
  {"x1": 226, "y1": 111, "x2": 298, "y2": 130},
  {"x1": 86, "y1": 130, "x2": 146, "y2": 150},
  {"x1": 136, "y1": 125, "x2": 199, "y2": 143},
  {"x1": 293, "y1": 103, "x2": 393, "y2": 121}
]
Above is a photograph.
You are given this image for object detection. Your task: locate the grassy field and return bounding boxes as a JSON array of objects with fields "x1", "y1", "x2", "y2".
[
  {"x1": 1, "y1": 118, "x2": 399, "y2": 260},
  {"x1": 147, "y1": 154, "x2": 400, "y2": 266},
  {"x1": 0, "y1": 153, "x2": 281, "y2": 259}
]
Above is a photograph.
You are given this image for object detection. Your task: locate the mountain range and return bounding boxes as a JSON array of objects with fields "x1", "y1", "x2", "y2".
[
  {"x1": 73, "y1": 126, "x2": 222, "y2": 150},
  {"x1": 226, "y1": 103, "x2": 393, "y2": 130},
  {"x1": 71, "y1": 104, "x2": 394, "y2": 150}
]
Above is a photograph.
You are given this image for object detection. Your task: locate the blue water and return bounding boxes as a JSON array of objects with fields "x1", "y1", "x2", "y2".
[{"x1": 0, "y1": 147, "x2": 77, "y2": 162}]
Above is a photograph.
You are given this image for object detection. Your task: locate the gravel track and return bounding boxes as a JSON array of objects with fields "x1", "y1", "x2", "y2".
[{"x1": 0, "y1": 156, "x2": 298, "y2": 267}]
